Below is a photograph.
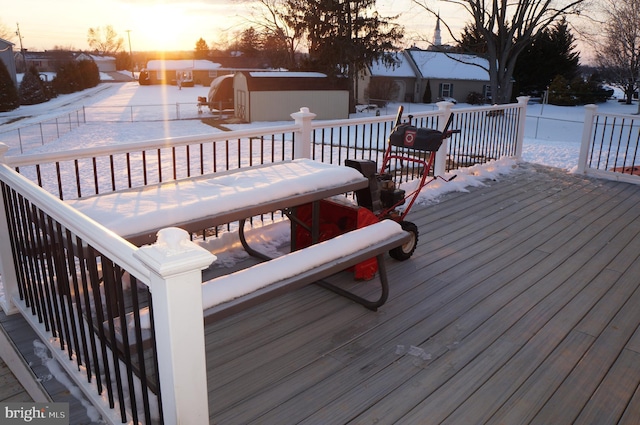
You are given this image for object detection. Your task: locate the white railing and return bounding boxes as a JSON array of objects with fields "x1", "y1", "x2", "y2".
[
  {"x1": 3, "y1": 99, "x2": 529, "y2": 202},
  {"x1": 577, "y1": 104, "x2": 640, "y2": 183},
  {"x1": 0, "y1": 99, "x2": 528, "y2": 424},
  {"x1": 0, "y1": 147, "x2": 214, "y2": 424}
]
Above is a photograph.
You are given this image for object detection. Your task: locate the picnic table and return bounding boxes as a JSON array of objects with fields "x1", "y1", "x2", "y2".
[
  {"x1": 66, "y1": 158, "x2": 410, "y2": 316},
  {"x1": 66, "y1": 159, "x2": 369, "y2": 248}
]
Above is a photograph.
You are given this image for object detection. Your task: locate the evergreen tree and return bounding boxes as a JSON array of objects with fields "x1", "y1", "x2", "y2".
[
  {"x1": 514, "y1": 17, "x2": 579, "y2": 95},
  {"x1": 77, "y1": 60, "x2": 100, "y2": 89},
  {"x1": 456, "y1": 24, "x2": 487, "y2": 54},
  {"x1": 261, "y1": 29, "x2": 291, "y2": 69},
  {"x1": 52, "y1": 60, "x2": 99, "y2": 95},
  {"x1": 461, "y1": 17, "x2": 580, "y2": 98},
  {"x1": 239, "y1": 27, "x2": 261, "y2": 57},
  {"x1": 284, "y1": 0, "x2": 404, "y2": 111},
  {"x1": 19, "y1": 66, "x2": 48, "y2": 105},
  {"x1": 423, "y1": 79, "x2": 432, "y2": 103},
  {"x1": 0, "y1": 59, "x2": 19, "y2": 112},
  {"x1": 195, "y1": 38, "x2": 210, "y2": 59}
]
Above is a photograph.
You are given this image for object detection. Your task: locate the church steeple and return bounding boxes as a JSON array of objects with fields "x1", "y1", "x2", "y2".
[{"x1": 433, "y1": 13, "x2": 442, "y2": 47}]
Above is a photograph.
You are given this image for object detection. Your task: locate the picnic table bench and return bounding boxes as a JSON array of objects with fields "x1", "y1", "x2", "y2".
[{"x1": 66, "y1": 159, "x2": 410, "y2": 316}]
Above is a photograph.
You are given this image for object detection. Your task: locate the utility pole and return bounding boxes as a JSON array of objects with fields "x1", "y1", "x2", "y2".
[
  {"x1": 15, "y1": 22, "x2": 26, "y2": 73},
  {"x1": 126, "y1": 29, "x2": 134, "y2": 79}
]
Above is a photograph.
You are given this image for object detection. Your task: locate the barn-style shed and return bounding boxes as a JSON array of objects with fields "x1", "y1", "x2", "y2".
[{"x1": 233, "y1": 71, "x2": 349, "y2": 122}]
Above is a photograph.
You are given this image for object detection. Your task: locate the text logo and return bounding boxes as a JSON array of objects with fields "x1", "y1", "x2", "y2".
[{"x1": 0, "y1": 403, "x2": 68, "y2": 425}]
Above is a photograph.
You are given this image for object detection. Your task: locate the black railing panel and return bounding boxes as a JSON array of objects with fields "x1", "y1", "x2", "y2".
[
  {"x1": 588, "y1": 114, "x2": 640, "y2": 175},
  {"x1": 0, "y1": 180, "x2": 163, "y2": 424}
]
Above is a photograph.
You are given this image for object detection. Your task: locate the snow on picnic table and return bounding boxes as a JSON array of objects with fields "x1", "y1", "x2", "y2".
[{"x1": 65, "y1": 159, "x2": 366, "y2": 239}]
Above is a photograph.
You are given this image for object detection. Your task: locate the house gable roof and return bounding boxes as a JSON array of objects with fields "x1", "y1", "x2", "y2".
[
  {"x1": 407, "y1": 49, "x2": 489, "y2": 81},
  {"x1": 368, "y1": 53, "x2": 416, "y2": 78}
]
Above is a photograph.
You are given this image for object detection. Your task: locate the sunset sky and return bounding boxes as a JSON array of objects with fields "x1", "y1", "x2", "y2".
[{"x1": 1, "y1": 0, "x2": 460, "y2": 53}]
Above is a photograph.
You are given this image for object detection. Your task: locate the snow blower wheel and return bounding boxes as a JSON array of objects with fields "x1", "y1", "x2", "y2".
[{"x1": 389, "y1": 221, "x2": 418, "y2": 261}]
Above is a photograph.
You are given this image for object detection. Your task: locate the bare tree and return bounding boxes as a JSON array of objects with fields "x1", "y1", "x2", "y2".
[
  {"x1": 412, "y1": 0, "x2": 588, "y2": 104},
  {"x1": 87, "y1": 25, "x2": 124, "y2": 55},
  {"x1": 240, "y1": 0, "x2": 302, "y2": 69},
  {"x1": 595, "y1": 0, "x2": 640, "y2": 109},
  {"x1": 0, "y1": 20, "x2": 14, "y2": 42}
]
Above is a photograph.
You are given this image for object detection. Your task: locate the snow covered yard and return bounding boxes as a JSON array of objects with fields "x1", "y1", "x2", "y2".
[{"x1": 1, "y1": 80, "x2": 636, "y2": 169}]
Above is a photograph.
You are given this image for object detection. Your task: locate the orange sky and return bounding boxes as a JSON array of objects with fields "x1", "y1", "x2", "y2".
[{"x1": 1, "y1": 0, "x2": 450, "y2": 53}]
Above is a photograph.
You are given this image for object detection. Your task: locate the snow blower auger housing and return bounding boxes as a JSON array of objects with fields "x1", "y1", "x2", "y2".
[{"x1": 346, "y1": 105, "x2": 459, "y2": 261}]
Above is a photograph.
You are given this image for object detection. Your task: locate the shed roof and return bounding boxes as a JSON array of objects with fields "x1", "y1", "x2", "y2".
[
  {"x1": 406, "y1": 49, "x2": 490, "y2": 81},
  {"x1": 240, "y1": 71, "x2": 348, "y2": 91}
]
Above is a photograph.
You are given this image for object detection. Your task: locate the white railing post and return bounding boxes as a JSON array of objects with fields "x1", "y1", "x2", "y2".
[
  {"x1": 435, "y1": 101, "x2": 454, "y2": 176},
  {"x1": 0, "y1": 143, "x2": 20, "y2": 315},
  {"x1": 134, "y1": 228, "x2": 216, "y2": 425},
  {"x1": 577, "y1": 104, "x2": 598, "y2": 174},
  {"x1": 515, "y1": 96, "x2": 530, "y2": 160},
  {"x1": 291, "y1": 107, "x2": 316, "y2": 159}
]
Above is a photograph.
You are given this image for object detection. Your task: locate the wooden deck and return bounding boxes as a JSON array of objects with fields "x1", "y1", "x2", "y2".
[
  {"x1": 0, "y1": 357, "x2": 33, "y2": 403},
  {"x1": 2, "y1": 161, "x2": 640, "y2": 424},
  {"x1": 204, "y1": 162, "x2": 640, "y2": 424}
]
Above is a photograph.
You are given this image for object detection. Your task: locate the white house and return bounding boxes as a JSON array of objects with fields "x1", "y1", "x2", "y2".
[
  {"x1": 406, "y1": 49, "x2": 493, "y2": 103},
  {"x1": 358, "y1": 52, "x2": 419, "y2": 103},
  {"x1": 143, "y1": 59, "x2": 223, "y2": 86},
  {"x1": 361, "y1": 48, "x2": 495, "y2": 105}
]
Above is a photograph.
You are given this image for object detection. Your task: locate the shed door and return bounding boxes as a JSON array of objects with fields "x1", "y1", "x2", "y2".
[{"x1": 236, "y1": 90, "x2": 247, "y2": 121}]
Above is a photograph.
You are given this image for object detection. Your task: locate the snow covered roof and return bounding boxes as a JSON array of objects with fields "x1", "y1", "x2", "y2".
[
  {"x1": 75, "y1": 53, "x2": 115, "y2": 62},
  {"x1": 89, "y1": 54, "x2": 115, "y2": 62},
  {"x1": 146, "y1": 59, "x2": 221, "y2": 71},
  {"x1": 407, "y1": 50, "x2": 489, "y2": 81},
  {"x1": 368, "y1": 53, "x2": 416, "y2": 78},
  {"x1": 248, "y1": 71, "x2": 327, "y2": 78}
]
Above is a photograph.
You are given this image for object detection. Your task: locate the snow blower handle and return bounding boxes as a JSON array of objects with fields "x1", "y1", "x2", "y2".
[{"x1": 393, "y1": 105, "x2": 404, "y2": 128}]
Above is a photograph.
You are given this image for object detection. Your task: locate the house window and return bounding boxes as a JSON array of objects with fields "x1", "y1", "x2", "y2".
[
  {"x1": 439, "y1": 83, "x2": 453, "y2": 98},
  {"x1": 483, "y1": 85, "x2": 492, "y2": 102}
]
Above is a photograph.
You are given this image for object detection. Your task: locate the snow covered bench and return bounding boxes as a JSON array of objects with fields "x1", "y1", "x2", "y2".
[{"x1": 202, "y1": 219, "x2": 410, "y2": 323}]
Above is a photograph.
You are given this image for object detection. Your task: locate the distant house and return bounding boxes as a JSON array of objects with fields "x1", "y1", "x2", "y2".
[
  {"x1": 233, "y1": 71, "x2": 349, "y2": 122},
  {"x1": 361, "y1": 48, "x2": 499, "y2": 105},
  {"x1": 0, "y1": 38, "x2": 17, "y2": 87},
  {"x1": 143, "y1": 59, "x2": 224, "y2": 86},
  {"x1": 407, "y1": 49, "x2": 493, "y2": 104},
  {"x1": 359, "y1": 52, "x2": 419, "y2": 103},
  {"x1": 76, "y1": 53, "x2": 116, "y2": 73},
  {"x1": 14, "y1": 50, "x2": 77, "y2": 73}
]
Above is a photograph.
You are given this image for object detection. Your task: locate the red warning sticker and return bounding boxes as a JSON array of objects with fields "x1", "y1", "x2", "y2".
[{"x1": 404, "y1": 129, "x2": 416, "y2": 147}]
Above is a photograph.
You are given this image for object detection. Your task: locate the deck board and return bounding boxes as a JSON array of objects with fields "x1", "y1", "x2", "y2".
[
  {"x1": 204, "y1": 163, "x2": 640, "y2": 424},
  {"x1": 0, "y1": 359, "x2": 32, "y2": 402}
]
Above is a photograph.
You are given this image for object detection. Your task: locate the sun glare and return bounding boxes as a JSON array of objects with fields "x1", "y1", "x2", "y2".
[{"x1": 134, "y1": 4, "x2": 185, "y2": 51}]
